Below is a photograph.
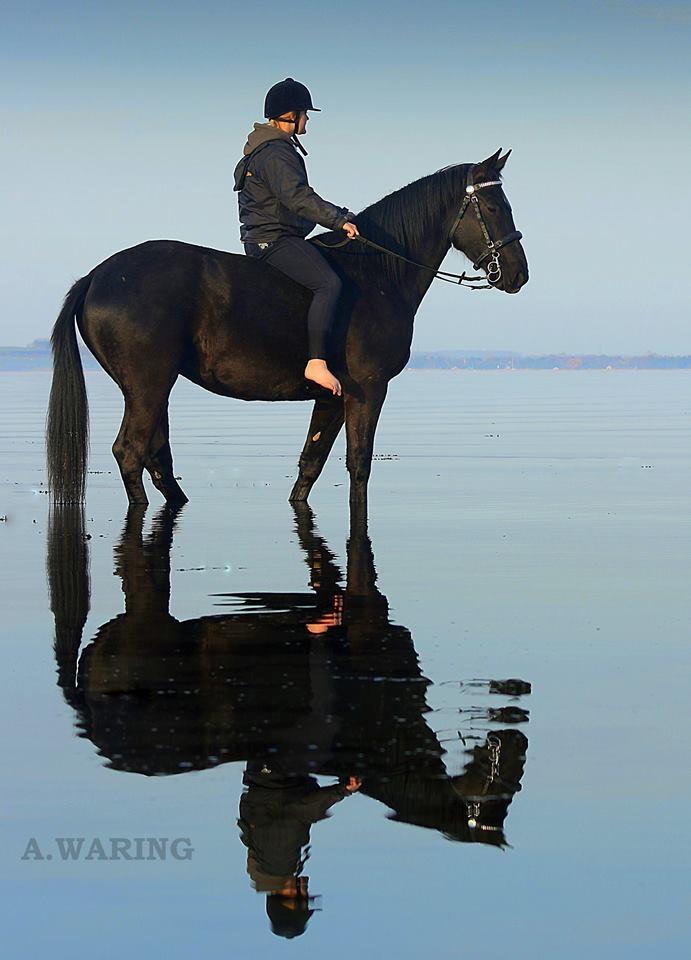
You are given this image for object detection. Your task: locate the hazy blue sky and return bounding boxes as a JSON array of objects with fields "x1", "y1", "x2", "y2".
[{"x1": 2, "y1": 0, "x2": 690, "y2": 352}]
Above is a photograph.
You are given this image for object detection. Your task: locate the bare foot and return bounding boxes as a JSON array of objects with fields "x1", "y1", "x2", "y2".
[{"x1": 305, "y1": 359, "x2": 342, "y2": 396}]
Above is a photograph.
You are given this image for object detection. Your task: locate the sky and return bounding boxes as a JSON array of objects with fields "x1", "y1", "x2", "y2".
[{"x1": 2, "y1": 0, "x2": 690, "y2": 353}]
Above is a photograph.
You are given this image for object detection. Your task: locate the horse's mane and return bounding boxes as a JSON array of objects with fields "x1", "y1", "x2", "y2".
[{"x1": 315, "y1": 162, "x2": 474, "y2": 284}]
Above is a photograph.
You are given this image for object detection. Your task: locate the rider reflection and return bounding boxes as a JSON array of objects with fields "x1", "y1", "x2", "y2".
[{"x1": 239, "y1": 761, "x2": 360, "y2": 938}]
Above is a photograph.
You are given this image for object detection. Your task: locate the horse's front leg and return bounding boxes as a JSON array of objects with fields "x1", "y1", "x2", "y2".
[
  {"x1": 289, "y1": 395, "x2": 345, "y2": 502},
  {"x1": 344, "y1": 381, "x2": 388, "y2": 516}
]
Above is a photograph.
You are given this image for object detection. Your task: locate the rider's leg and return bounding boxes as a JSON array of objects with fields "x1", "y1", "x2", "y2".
[{"x1": 246, "y1": 237, "x2": 343, "y2": 395}]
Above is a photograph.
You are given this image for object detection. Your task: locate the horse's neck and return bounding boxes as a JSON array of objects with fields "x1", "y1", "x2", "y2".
[
  {"x1": 374, "y1": 172, "x2": 465, "y2": 312},
  {"x1": 402, "y1": 223, "x2": 452, "y2": 312}
]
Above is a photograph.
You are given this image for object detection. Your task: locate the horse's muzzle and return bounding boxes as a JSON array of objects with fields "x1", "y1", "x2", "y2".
[{"x1": 503, "y1": 267, "x2": 529, "y2": 294}]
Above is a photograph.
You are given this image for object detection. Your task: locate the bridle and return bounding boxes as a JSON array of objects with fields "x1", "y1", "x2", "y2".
[
  {"x1": 313, "y1": 163, "x2": 523, "y2": 290},
  {"x1": 447, "y1": 164, "x2": 523, "y2": 287},
  {"x1": 271, "y1": 110, "x2": 309, "y2": 155}
]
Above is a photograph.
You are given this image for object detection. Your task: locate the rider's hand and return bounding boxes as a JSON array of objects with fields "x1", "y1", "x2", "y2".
[{"x1": 342, "y1": 222, "x2": 359, "y2": 239}]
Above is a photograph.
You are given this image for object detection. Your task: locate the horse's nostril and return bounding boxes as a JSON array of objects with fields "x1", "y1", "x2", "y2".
[{"x1": 504, "y1": 270, "x2": 527, "y2": 293}]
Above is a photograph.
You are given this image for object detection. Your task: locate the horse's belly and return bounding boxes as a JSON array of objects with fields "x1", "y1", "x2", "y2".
[{"x1": 180, "y1": 360, "x2": 317, "y2": 403}]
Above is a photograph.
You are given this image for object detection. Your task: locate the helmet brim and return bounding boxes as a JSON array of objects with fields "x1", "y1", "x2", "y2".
[{"x1": 264, "y1": 108, "x2": 321, "y2": 119}]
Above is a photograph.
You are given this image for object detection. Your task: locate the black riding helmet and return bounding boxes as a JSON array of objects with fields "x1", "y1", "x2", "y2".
[
  {"x1": 264, "y1": 78, "x2": 320, "y2": 156},
  {"x1": 264, "y1": 77, "x2": 320, "y2": 118}
]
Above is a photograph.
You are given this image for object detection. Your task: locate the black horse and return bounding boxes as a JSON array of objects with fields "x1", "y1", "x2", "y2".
[{"x1": 47, "y1": 150, "x2": 528, "y2": 509}]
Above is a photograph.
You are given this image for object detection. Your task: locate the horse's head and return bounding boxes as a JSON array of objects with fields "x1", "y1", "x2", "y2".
[{"x1": 450, "y1": 149, "x2": 528, "y2": 294}]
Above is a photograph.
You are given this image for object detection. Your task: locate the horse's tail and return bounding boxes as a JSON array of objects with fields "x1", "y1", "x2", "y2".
[
  {"x1": 46, "y1": 274, "x2": 92, "y2": 503},
  {"x1": 47, "y1": 503, "x2": 90, "y2": 710}
]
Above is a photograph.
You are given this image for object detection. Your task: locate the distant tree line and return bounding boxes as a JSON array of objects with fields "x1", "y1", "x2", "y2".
[
  {"x1": 406, "y1": 352, "x2": 691, "y2": 370},
  {"x1": 2, "y1": 340, "x2": 691, "y2": 372}
]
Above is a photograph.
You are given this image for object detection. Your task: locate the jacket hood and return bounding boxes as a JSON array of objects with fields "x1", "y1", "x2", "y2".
[{"x1": 243, "y1": 122, "x2": 293, "y2": 157}]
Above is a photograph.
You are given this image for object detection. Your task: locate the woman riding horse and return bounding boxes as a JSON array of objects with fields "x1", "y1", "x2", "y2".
[
  {"x1": 234, "y1": 78, "x2": 360, "y2": 397},
  {"x1": 46, "y1": 133, "x2": 528, "y2": 508}
]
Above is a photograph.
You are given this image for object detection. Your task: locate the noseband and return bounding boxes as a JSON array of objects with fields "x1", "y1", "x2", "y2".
[{"x1": 447, "y1": 165, "x2": 523, "y2": 285}]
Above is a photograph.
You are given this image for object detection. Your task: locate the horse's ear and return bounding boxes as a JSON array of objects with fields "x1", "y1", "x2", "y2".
[
  {"x1": 496, "y1": 149, "x2": 512, "y2": 171},
  {"x1": 477, "y1": 148, "x2": 503, "y2": 173}
]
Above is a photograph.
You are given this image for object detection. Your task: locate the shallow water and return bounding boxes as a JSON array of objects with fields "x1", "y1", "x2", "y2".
[{"x1": 1, "y1": 369, "x2": 689, "y2": 958}]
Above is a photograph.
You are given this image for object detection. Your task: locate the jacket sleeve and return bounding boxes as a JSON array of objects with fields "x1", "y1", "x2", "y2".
[
  {"x1": 261, "y1": 143, "x2": 353, "y2": 230},
  {"x1": 293, "y1": 784, "x2": 352, "y2": 824}
]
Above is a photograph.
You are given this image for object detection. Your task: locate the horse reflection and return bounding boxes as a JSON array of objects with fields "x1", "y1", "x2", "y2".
[{"x1": 49, "y1": 504, "x2": 529, "y2": 933}]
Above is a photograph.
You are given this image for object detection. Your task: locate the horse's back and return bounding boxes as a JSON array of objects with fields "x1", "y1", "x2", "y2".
[{"x1": 79, "y1": 240, "x2": 316, "y2": 400}]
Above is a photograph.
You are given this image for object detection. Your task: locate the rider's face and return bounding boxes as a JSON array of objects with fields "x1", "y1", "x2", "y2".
[
  {"x1": 274, "y1": 111, "x2": 308, "y2": 135},
  {"x1": 296, "y1": 110, "x2": 308, "y2": 134}
]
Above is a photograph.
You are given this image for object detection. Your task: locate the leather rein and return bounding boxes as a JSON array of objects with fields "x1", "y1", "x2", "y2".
[{"x1": 314, "y1": 164, "x2": 523, "y2": 291}]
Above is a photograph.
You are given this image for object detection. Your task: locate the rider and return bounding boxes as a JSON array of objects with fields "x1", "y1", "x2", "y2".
[{"x1": 233, "y1": 78, "x2": 359, "y2": 397}]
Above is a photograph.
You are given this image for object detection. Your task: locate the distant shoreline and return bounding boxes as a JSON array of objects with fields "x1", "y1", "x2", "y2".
[{"x1": 2, "y1": 340, "x2": 691, "y2": 372}]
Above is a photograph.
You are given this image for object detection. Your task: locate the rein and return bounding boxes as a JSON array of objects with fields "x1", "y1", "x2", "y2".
[
  {"x1": 315, "y1": 233, "x2": 492, "y2": 289},
  {"x1": 313, "y1": 164, "x2": 523, "y2": 291}
]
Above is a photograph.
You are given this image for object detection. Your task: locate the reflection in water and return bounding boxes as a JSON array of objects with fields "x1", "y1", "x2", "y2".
[{"x1": 48, "y1": 505, "x2": 530, "y2": 937}]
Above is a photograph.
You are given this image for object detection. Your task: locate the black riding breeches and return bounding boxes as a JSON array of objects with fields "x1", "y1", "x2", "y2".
[{"x1": 244, "y1": 236, "x2": 342, "y2": 360}]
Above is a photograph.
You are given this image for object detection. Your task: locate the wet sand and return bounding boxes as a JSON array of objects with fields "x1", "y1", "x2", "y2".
[{"x1": 1, "y1": 369, "x2": 690, "y2": 958}]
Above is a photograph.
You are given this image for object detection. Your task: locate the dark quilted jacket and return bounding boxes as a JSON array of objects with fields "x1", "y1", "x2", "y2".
[{"x1": 233, "y1": 123, "x2": 354, "y2": 243}]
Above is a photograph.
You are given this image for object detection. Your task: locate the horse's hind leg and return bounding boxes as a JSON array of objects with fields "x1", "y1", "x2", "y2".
[
  {"x1": 113, "y1": 388, "x2": 173, "y2": 506},
  {"x1": 145, "y1": 406, "x2": 189, "y2": 505},
  {"x1": 289, "y1": 396, "x2": 345, "y2": 502}
]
